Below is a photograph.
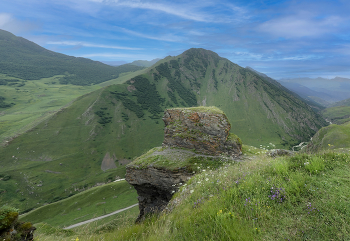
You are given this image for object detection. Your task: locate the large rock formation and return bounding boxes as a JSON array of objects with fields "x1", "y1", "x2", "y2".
[
  {"x1": 163, "y1": 107, "x2": 242, "y2": 156},
  {"x1": 125, "y1": 107, "x2": 242, "y2": 222}
]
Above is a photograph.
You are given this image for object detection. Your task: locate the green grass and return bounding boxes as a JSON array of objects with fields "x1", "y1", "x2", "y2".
[
  {"x1": 33, "y1": 151, "x2": 350, "y2": 240},
  {"x1": 305, "y1": 122, "x2": 350, "y2": 152},
  {"x1": 19, "y1": 180, "x2": 137, "y2": 228},
  {"x1": 170, "y1": 106, "x2": 224, "y2": 115},
  {"x1": 33, "y1": 206, "x2": 139, "y2": 241},
  {"x1": 0, "y1": 75, "x2": 99, "y2": 144},
  {"x1": 129, "y1": 146, "x2": 235, "y2": 171}
]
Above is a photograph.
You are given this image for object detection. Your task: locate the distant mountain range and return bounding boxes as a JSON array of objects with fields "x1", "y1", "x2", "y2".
[
  {"x1": 130, "y1": 58, "x2": 161, "y2": 67},
  {"x1": 102, "y1": 59, "x2": 161, "y2": 67},
  {"x1": 277, "y1": 77, "x2": 350, "y2": 107}
]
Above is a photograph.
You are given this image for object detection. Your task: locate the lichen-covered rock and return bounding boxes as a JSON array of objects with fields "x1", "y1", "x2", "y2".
[{"x1": 162, "y1": 107, "x2": 242, "y2": 156}]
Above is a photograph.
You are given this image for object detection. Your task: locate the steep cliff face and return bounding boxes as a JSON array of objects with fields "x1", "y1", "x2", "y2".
[{"x1": 126, "y1": 107, "x2": 242, "y2": 222}]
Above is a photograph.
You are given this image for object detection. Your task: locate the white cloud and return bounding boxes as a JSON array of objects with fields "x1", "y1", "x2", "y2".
[
  {"x1": 282, "y1": 55, "x2": 320, "y2": 61},
  {"x1": 0, "y1": 12, "x2": 39, "y2": 34},
  {"x1": 258, "y1": 14, "x2": 342, "y2": 38},
  {"x1": 0, "y1": 13, "x2": 12, "y2": 26},
  {"x1": 118, "y1": 27, "x2": 185, "y2": 42},
  {"x1": 46, "y1": 41, "x2": 142, "y2": 50},
  {"x1": 82, "y1": 0, "x2": 244, "y2": 23},
  {"x1": 97, "y1": 0, "x2": 211, "y2": 22},
  {"x1": 233, "y1": 51, "x2": 263, "y2": 60}
]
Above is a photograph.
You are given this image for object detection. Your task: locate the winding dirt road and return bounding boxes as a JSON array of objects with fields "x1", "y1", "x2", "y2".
[{"x1": 63, "y1": 203, "x2": 138, "y2": 230}]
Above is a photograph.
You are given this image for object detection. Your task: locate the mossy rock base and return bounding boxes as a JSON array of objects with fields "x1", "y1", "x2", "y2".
[{"x1": 128, "y1": 146, "x2": 240, "y2": 172}]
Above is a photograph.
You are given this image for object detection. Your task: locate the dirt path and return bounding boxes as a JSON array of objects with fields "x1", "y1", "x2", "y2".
[{"x1": 63, "y1": 203, "x2": 138, "y2": 230}]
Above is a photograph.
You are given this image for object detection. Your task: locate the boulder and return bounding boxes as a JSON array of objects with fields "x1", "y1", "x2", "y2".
[{"x1": 162, "y1": 107, "x2": 242, "y2": 156}]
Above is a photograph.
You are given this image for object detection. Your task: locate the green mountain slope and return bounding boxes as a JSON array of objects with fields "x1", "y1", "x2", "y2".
[
  {"x1": 0, "y1": 67, "x2": 148, "y2": 145},
  {"x1": 305, "y1": 121, "x2": 350, "y2": 152},
  {"x1": 0, "y1": 29, "x2": 144, "y2": 85},
  {"x1": 0, "y1": 48, "x2": 326, "y2": 211}
]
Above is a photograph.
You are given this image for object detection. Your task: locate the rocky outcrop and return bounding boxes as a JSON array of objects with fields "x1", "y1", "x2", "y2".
[
  {"x1": 163, "y1": 107, "x2": 242, "y2": 156},
  {"x1": 126, "y1": 166, "x2": 193, "y2": 222},
  {"x1": 126, "y1": 106, "x2": 242, "y2": 222}
]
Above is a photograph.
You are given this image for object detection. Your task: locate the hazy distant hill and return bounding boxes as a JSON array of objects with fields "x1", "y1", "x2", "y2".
[
  {"x1": 0, "y1": 29, "x2": 144, "y2": 85},
  {"x1": 278, "y1": 77, "x2": 350, "y2": 106},
  {"x1": 0, "y1": 48, "x2": 327, "y2": 211},
  {"x1": 330, "y1": 97, "x2": 350, "y2": 107},
  {"x1": 130, "y1": 58, "x2": 161, "y2": 67},
  {"x1": 100, "y1": 60, "x2": 128, "y2": 66},
  {"x1": 246, "y1": 67, "x2": 326, "y2": 112}
]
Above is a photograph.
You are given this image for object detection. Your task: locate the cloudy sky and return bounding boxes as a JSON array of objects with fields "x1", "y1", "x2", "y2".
[{"x1": 1, "y1": 0, "x2": 349, "y2": 79}]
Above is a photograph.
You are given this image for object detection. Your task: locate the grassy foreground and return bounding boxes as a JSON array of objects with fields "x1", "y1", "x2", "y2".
[{"x1": 34, "y1": 150, "x2": 350, "y2": 240}]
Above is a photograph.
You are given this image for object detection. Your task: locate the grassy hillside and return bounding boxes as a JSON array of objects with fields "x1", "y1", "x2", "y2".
[
  {"x1": 0, "y1": 89, "x2": 129, "y2": 211},
  {"x1": 19, "y1": 180, "x2": 137, "y2": 228},
  {"x1": 305, "y1": 121, "x2": 350, "y2": 153},
  {"x1": 0, "y1": 29, "x2": 144, "y2": 85},
  {"x1": 0, "y1": 48, "x2": 326, "y2": 211},
  {"x1": 0, "y1": 68, "x2": 148, "y2": 145},
  {"x1": 321, "y1": 106, "x2": 350, "y2": 125},
  {"x1": 33, "y1": 151, "x2": 350, "y2": 240}
]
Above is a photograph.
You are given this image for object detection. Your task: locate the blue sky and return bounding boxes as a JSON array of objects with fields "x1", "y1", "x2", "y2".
[{"x1": 0, "y1": 0, "x2": 349, "y2": 79}]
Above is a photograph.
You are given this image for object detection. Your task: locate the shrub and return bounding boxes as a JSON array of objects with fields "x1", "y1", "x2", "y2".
[{"x1": 0, "y1": 206, "x2": 19, "y2": 231}]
